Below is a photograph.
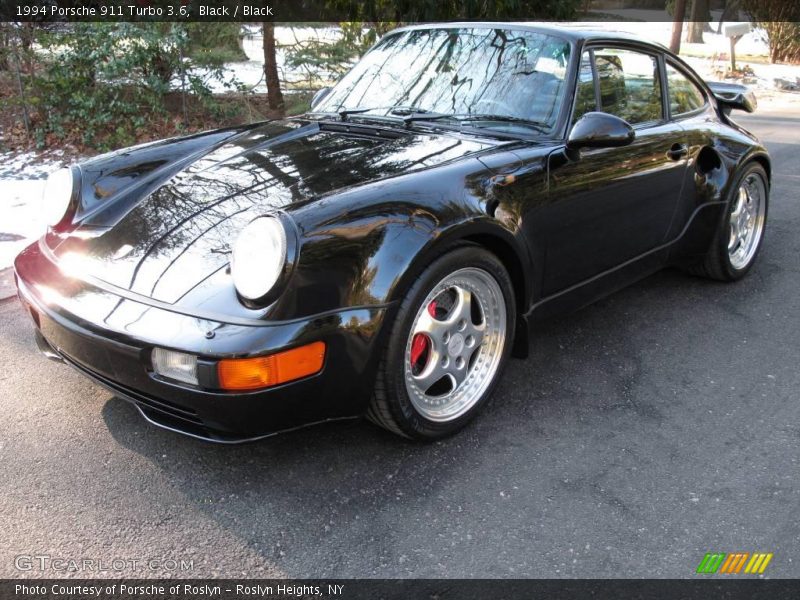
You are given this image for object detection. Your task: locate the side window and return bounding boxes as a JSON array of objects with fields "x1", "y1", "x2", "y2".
[
  {"x1": 572, "y1": 51, "x2": 596, "y2": 123},
  {"x1": 666, "y1": 62, "x2": 706, "y2": 116},
  {"x1": 593, "y1": 48, "x2": 663, "y2": 125}
]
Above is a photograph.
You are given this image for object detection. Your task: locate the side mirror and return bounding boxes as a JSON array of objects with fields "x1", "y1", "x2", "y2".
[
  {"x1": 310, "y1": 87, "x2": 332, "y2": 111},
  {"x1": 567, "y1": 112, "x2": 635, "y2": 152},
  {"x1": 708, "y1": 81, "x2": 757, "y2": 114}
]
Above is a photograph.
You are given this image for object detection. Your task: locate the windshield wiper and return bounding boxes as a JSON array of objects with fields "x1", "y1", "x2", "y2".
[
  {"x1": 331, "y1": 106, "x2": 546, "y2": 134},
  {"x1": 403, "y1": 112, "x2": 548, "y2": 132},
  {"x1": 337, "y1": 105, "x2": 435, "y2": 121},
  {"x1": 338, "y1": 107, "x2": 378, "y2": 120},
  {"x1": 389, "y1": 106, "x2": 438, "y2": 116}
]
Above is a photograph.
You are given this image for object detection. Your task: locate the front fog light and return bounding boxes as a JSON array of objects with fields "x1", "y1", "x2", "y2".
[{"x1": 152, "y1": 348, "x2": 198, "y2": 385}]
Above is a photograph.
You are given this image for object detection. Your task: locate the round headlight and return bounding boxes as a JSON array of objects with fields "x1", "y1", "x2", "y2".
[
  {"x1": 231, "y1": 216, "x2": 288, "y2": 301},
  {"x1": 42, "y1": 167, "x2": 75, "y2": 228}
]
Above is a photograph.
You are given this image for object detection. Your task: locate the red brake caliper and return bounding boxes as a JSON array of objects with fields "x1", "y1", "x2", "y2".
[
  {"x1": 410, "y1": 300, "x2": 438, "y2": 371},
  {"x1": 410, "y1": 334, "x2": 429, "y2": 369}
]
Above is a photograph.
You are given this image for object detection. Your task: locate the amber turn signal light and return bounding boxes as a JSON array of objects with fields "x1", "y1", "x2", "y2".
[{"x1": 217, "y1": 341, "x2": 326, "y2": 391}]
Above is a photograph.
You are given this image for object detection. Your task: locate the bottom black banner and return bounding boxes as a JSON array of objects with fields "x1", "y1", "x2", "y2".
[{"x1": 3, "y1": 579, "x2": 800, "y2": 600}]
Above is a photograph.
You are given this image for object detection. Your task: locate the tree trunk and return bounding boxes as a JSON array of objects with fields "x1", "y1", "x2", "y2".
[
  {"x1": 686, "y1": 0, "x2": 709, "y2": 44},
  {"x1": 10, "y1": 32, "x2": 30, "y2": 135},
  {"x1": 743, "y1": 0, "x2": 800, "y2": 65},
  {"x1": 262, "y1": 22, "x2": 284, "y2": 112},
  {"x1": 717, "y1": 0, "x2": 741, "y2": 34},
  {"x1": 670, "y1": 0, "x2": 688, "y2": 54}
]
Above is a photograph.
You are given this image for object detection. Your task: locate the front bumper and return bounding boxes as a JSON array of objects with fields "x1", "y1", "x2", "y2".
[{"x1": 14, "y1": 242, "x2": 391, "y2": 443}]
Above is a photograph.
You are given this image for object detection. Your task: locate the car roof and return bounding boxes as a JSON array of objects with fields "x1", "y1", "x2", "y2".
[{"x1": 389, "y1": 22, "x2": 668, "y2": 50}]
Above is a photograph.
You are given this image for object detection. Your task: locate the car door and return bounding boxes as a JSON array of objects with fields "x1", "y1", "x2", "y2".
[
  {"x1": 538, "y1": 46, "x2": 690, "y2": 296},
  {"x1": 661, "y1": 59, "x2": 716, "y2": 247}
]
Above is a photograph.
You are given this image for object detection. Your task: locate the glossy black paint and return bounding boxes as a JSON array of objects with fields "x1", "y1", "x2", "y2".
[
  {"x1": 15, "y1": 24, "x2": 770, "y2": 442},
  {"x1": 708, "y1": 81, "x2": 757, "y2": 114}
]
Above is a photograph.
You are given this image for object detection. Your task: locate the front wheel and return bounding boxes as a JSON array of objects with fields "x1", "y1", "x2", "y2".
[
  {"x1": 693, "y1": 162, "x2": 769, "y2": 281},
  {"x1": 367, "y1": 246, "x2": 516, "y2": 440}
]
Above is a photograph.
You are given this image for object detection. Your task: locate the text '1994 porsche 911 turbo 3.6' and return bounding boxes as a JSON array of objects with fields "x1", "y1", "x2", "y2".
[{"x1": 15, "y1": 23, "x2": 769, "y2": 442}]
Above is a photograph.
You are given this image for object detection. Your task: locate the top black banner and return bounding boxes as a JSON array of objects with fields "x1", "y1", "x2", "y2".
[{"x1": 0, "y1": 0, "x2": 680, "y2": 23}]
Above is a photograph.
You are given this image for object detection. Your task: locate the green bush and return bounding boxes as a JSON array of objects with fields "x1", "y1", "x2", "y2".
[
  {"x1": 31, "y1": 23, "x2": 240, "y2": 150},
  {"x1": 186, "y1": 23, "x2": 246, "y2": 64}
]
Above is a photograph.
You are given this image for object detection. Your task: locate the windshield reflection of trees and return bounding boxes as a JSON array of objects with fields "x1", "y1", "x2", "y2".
[{"x1": 318, "y1": 28, "x2": 571, "y2": 130}]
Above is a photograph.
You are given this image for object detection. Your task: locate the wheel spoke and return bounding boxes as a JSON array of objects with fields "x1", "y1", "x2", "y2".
[
  {"x1": 731, "y1": 188, "x2": 746, "y2": 220},
  {"x1": 448, "y1": 361, "x2": 468, "y2": 386},
  {"x1": 728, "y1": 222, "x2": 738, "y2": 252},
  {"x1": 412, "y1": 347, "x2": 447, "y2": 391},
  {"x1": 463, "y1": 319, "x2": 486, "y2": 349},
  {"x1": 414, "y1": 310, "x2": 448, "y2": 340},
  {"x1": 443, "y1": 286, "x2": 471, "y2": 326}
]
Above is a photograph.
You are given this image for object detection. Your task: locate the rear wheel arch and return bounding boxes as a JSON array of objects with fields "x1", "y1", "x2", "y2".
[
  {"x1": 749, "y1": 154, "x2": 771, "y2": 187},
  {"x1": 689, "y1": 160, "x2": 768, "y2": 281}
]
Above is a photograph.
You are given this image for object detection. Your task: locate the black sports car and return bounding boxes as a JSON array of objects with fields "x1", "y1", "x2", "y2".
[{"x1": 15, "y1": 24, "x2": 769, "y2": 442}]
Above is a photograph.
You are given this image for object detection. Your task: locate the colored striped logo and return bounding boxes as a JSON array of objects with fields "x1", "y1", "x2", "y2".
[{"x1": 696, "y1": 552, "x2": 773, "y2": 574}]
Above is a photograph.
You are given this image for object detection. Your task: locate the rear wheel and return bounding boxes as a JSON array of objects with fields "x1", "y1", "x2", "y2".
[
  {"x1": 367, "y1": 246, "x2": 515, "y2": 439},
  {"x1": 692, "y1": 163, "x2": 768, "y2": 281}
]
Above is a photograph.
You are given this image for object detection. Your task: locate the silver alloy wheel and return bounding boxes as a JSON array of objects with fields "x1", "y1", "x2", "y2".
[
  {"x1": 403, "y1": 267, "x2": 507, "y2": 422},
  {"x1": 728, "y1": 172, "x2": 767, "y2": 270}
]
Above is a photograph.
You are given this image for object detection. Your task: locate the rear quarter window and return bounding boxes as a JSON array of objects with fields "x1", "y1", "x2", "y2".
[{"x1": 666, "y1": 62, "x2": 706, "y2": 117}]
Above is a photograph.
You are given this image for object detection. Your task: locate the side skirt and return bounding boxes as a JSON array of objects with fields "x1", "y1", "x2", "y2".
[{"x1": 526, "y1": 200, "x2": 727, "y2": 322}]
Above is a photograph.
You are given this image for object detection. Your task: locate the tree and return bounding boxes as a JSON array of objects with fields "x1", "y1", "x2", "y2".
[
  {"x1": 284, "y1": 22, "x2": 388, "y2": 89},
  {"x1": 31, "y1": 23, "x2": 238, "y2": 149},
  {"x1": 743, "y1": 0, "x2": 800, "y2": 64},
  {"x1": 337, "y1": 0, "x2": 581, "y2": 21},
  {"x1": 262, "y1": 22, "x2": 284, "y2": 111},
  {"x1": 670, "y1": 0, "x2": 688, "y2": 53},
  {"x1": 716, "y1": 0, "x2": 742, "y2": 34},
  {"x1": 686, "y1": 0, "x2": 710, "y2": 44}
]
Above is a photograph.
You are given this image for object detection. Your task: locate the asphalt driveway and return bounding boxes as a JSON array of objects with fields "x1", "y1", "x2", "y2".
[{"x1": 1, "y1": 103, "x2": 798, "y2": 579}]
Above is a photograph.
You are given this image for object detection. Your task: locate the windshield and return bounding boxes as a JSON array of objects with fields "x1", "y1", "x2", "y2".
[{"x1": 315, "y1": 27, "x2": 572, "y2": 134}]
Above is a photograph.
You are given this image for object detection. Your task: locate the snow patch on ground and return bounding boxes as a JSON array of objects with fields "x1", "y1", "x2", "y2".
[
  {"x1": 206, "y1": 26, "x2": 345, "y2": 94},
  {"x1": 0, "y1": 150, "x2": 69, "y2": 276},
  {"x1": 0, "y1": 149, "x2": 70, "y2": 180},
  {"x1": 0, "y1": 180, "x2": 47, "y2": 271}
]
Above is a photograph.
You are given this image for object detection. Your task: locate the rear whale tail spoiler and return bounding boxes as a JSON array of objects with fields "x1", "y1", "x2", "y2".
[{"x1": 707, "y1": 81, "x2": 757, "y2": 114}]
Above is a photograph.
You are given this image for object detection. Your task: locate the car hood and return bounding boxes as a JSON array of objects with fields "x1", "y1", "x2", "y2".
[{"x1": 52, "y1": 119, "x2": 501, "y2": 304}]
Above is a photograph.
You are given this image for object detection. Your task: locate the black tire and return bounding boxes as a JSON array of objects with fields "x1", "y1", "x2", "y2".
[
  {"x1": 367, "y1": 246, "x2": 516, "y2": 440},
  {"x1": 691, "y1": 162, "x2": 769, "y2": 281}
]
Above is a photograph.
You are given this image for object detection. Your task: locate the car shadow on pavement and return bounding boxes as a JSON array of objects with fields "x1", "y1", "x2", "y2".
[{"x1": 100, "y1": 392, "x2": 506, "y2": 575}]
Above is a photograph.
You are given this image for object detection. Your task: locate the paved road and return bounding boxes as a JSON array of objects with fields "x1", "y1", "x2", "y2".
[{"x1": 1, "y1": 107, "x2": 798, "y2": 579}]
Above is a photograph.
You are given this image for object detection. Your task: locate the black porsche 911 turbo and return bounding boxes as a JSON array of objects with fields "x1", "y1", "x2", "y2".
[{"x1": 15, "y1": 23, "x2": 769, "y2": 442}]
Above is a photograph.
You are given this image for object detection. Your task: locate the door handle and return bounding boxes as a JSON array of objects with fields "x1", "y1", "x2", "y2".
[{"x1": 667, "y1": 143, "x2": 689, "y2": 160}]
